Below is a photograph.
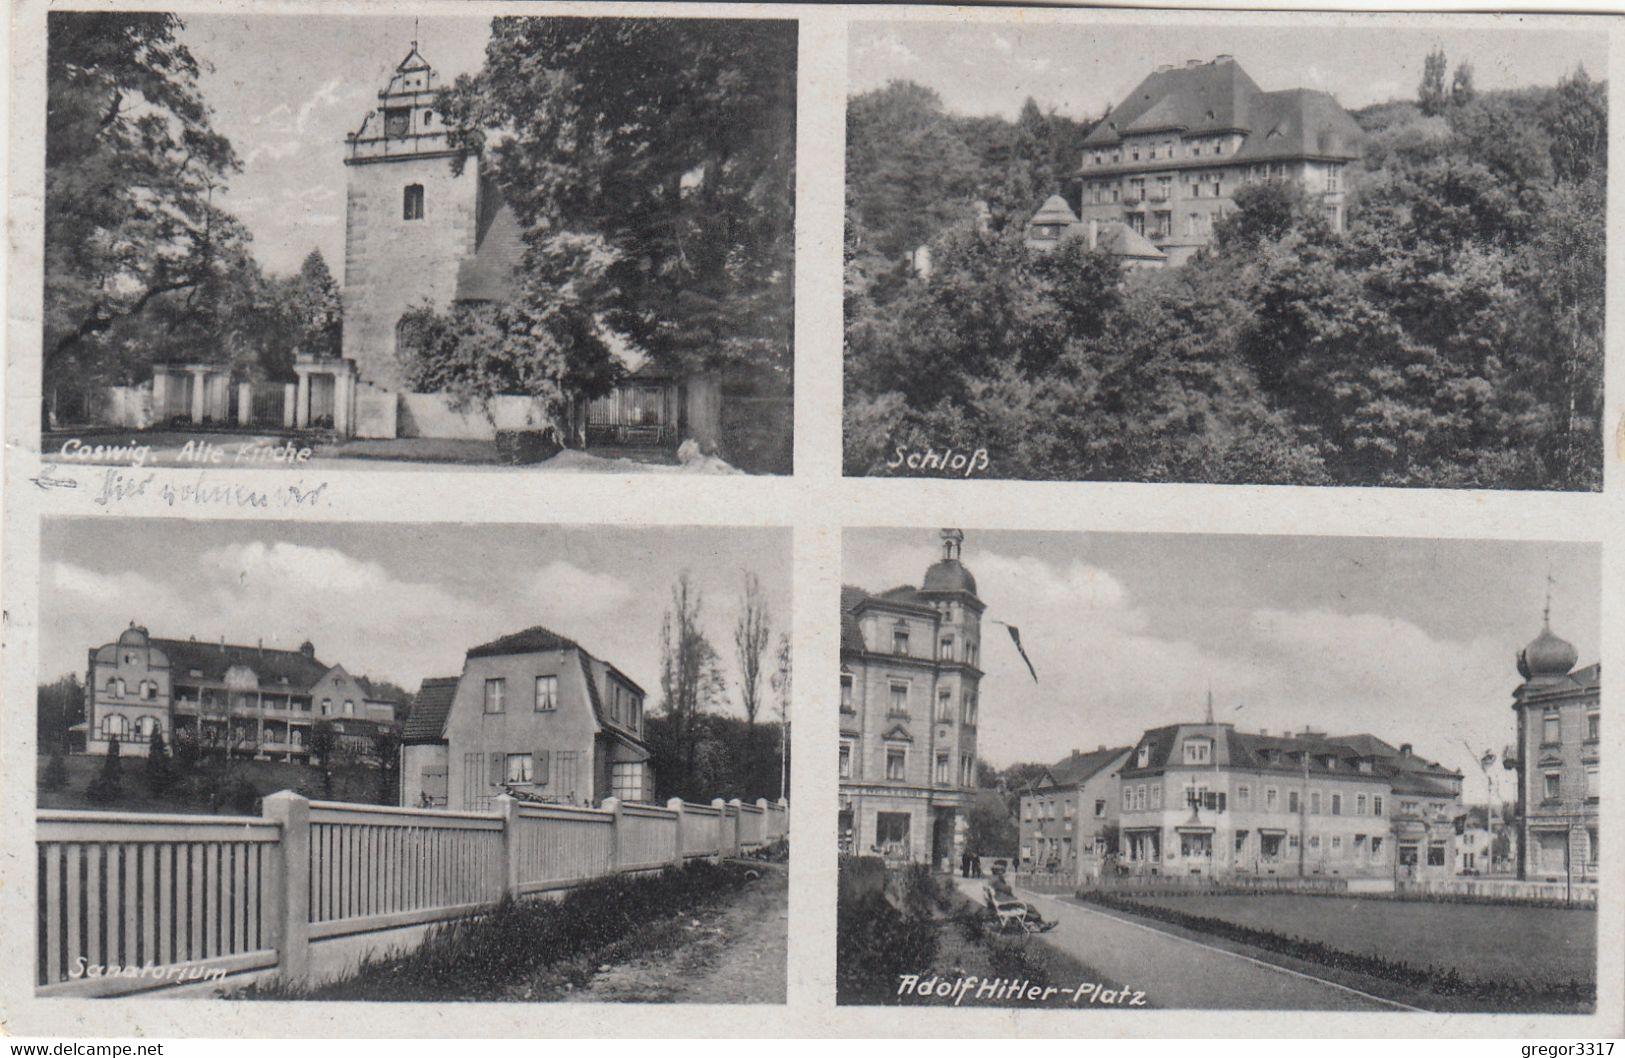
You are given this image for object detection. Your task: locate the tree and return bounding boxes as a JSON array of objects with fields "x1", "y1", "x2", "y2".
[
  {"x1": 1419, "y1": 47, "x2": 1449, "y2": 117},
  {"x1": 369, "y1": 727, "x2": 403, "y2": 806},
  {"x1": 143, "y1": 729, "x2": 174, "y2": 795},
  {"x1": 309, "y1": 721, "x2": 338, "y2": 799},
  {"x1": 733, "y1": 571, "x2": 771, "y2": 729},
  {"x1": 1450, "y1": 62, "x2": 1477, "y2": 108},
  {"x1": 290, "y1": 249, "x2": 342, "y2": 359},
  {"x1": 438, "y1": 17, "x2": 796, "y2": 382},
  {"x1": 1545, "y1": 66, "x2": 1607, "y2": 185},
  {"x1": 86, "y1": 737, "x2": 123, "y2": 803},
  {"x1": 770, "y1": 631, "x2": 792, "y2": 802},
  {"x1": 37, "y1": 674, "x2": 83, "y2": 752},
  {"x1": 42, "y1": 749, "x2": 69, "y2": 792},
  {"x1": 658, "y1": 573, "x2": 726, "y2": 800},
  {"x1": 45, "y1": 13, "x2": 244, "y2": 387}
]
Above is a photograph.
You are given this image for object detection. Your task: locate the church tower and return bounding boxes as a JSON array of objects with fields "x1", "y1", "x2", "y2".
[{"x1": 342, "y1": 42, "x2": 484, "y2": 391}]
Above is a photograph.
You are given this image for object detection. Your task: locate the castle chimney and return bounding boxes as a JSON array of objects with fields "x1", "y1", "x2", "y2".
[
  {"x1": 1401, "y1": 743, "x2": 1413, "y2": 758},
  {"x1": 1215, "y1": 54, "x2": 1234, "y2": 63},
  {"x1": 1187, "y1": 59, "x2": 1203, "y2": 68},
  {"x1": 300, "y1": 640, "x2": 315, "y2": 659}
]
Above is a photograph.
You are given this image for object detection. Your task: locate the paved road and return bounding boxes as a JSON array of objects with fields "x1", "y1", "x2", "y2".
[{"x1": 954, "y1": 877, "x2": 1406, "y2": 1011}]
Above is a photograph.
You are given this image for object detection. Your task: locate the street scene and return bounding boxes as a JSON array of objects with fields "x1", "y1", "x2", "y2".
[
  {"x1": 35, "y1": 519, "x2": 791, "y2": 1000},
  {"x1": 838, "y1": 528, "x2": 1598, "y2": 1012},
  {"x1": 43, "y1": 12, "x2": 795, "y2": 473}
]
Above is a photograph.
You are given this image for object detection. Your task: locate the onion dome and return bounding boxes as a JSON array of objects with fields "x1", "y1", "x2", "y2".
[
  {"x1": 1518, "y1": 622, "x2": 1577, "y2": 680},
  {"x1": 117, "y1": 622, "x2": 149, "y2": 646}
]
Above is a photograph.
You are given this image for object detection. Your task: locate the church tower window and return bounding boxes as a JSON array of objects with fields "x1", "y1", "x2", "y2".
[{"x1": 403, "y1": 184, "x2": 425, "y2": 221}]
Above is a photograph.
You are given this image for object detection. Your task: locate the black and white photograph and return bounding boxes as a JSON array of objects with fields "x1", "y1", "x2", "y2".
[
  {"x1": 33, "y1": 519, "x2": 791, "y2": 1001},
  {"x1": 843, "y1": 18, "x2": 1607, "y2": 490},
  {"x1": 838, "y1": 527, "x2": 1598, "y2": 1012},
  {"x1": 41, "y1": 12, "x2": 796, "y2": 473}
]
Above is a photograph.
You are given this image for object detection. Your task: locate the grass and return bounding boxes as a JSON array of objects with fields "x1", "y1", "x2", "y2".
[
  {"x1": 1129, "y1": 893, "x2": 1595, "y2": 986},
  {"x1": 242, "y1": 858, "x2": 765, "y2": 1001}
]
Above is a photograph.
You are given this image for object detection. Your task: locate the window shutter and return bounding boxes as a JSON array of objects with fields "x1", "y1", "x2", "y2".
[
  {"x1": 536, "y1": 749, "x2": 550, "y2": 785},
  {"x1": 488, "y1": 752, "x2": 502, "y2": 785}
]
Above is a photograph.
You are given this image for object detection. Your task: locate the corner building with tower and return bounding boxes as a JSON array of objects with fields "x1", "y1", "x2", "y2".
[{"x1": 840, "y1": 530, "x2": 983, "y2": 868}]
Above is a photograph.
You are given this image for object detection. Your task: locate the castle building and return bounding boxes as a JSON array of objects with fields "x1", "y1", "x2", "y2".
[
  {"x1": 336, "y1": 43, "x2": 718, "y2": 448},
  {"x1": 1019, "y1": 745, "x2": 1132, "y2": 880},
  {"x1": 839, "y1": 530, "x2": 983, "y2": 868},
  {"x1": 1036, "y1": 55, "x2": 1363, "y2": 267},
  {"x1": 1509, "y1": 615, "x2": 1600, "y2": 882},
  {"x1": 1115, "y1": 718, "x2": 1462, "y2": 882},
  {"x1": 77, "y1": 623, "x2": 402, "y2": 760},
  {"x1": 400, "y1": 625, "x2": 651, "y2": 810}
]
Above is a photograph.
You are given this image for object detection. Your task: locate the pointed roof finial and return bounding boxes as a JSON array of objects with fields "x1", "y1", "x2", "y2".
[
  {"x1": 1543, "y1": 565, "x2": 1556, "y2": 628},
  {"x1": 412, "y1": 16, "x2": 419, "y2": 50},
  {"x1": 1204, "y1": 687, "x2": 1214, "y2": 725}
]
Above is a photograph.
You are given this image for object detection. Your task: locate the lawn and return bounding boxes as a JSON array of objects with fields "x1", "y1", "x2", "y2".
[
  {"x1": 1130, "y1": 893, "x2": 1595, "y2": 986},
  {"x1": 37, "y1": 754, "x2": 385, "y2": 814}
]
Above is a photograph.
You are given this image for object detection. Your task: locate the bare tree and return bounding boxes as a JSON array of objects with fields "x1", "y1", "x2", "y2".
[
  {"x1": 770, "y1": 631, "x2": 792, "y2": 802},
  {"x1": 659, "y1": 572, "x2": 725, "y2": 799},
  {"x1": 733, "y1": 571, "x2": 772, "y2": 728}
]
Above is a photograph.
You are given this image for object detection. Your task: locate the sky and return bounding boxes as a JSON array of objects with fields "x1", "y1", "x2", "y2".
[
  {"x1": 848, "y1": 19, "x2": 1609, "y2": 121},
  {"x1": 39, "y1": 520, "x2": 791, "y2": 722},
  {"x1": 844, "y1": 529, "x2": 1599, "y2": 806},
  {"x1": 178, "y1": 14, "x2": 494, "y2": 278}
]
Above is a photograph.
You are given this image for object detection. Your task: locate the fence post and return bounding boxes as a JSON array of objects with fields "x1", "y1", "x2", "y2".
[
  {"x1": 495, "y1": 795, "x2": 520, "y2": 898},
  {"x1": 727, "y1": 798, "x2": 744, "y2": 857},
  {"x1": 603, "y1": 797, "x2": 623, "y2": 872},
  {"x1": 237, "y1": 383, "x2": 253, "y2": 426},
  {"x1": 756, "y1": 798, "x2": 770, "y2": 846},
  {"x1": 711, "y1": 798, "x2": 727, "y2": 862},
  {"x1": 262, "y1": 791, "x2": 311, "y2": 985},
  {"x1": 667, "y1": 797, "x2": 686, "y2": 868},
  {"x1": 779, "y1": 796, "x2": 789, "y2": 839}
]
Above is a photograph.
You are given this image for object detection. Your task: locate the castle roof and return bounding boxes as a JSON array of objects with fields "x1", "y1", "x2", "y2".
[
  {"x1": 148, "y1": 637, "x2": 330, "y2": 689},
  {"x1": 1082, "y1": 57, "x2": 1362, "y2": 163}
]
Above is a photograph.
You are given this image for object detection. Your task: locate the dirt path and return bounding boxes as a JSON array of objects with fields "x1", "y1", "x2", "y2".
[{"x1": 569, "y1": 862, "x2": 788, "y2": 1004}]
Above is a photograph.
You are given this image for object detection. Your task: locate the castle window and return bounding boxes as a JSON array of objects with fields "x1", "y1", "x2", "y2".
[
  {"x1": 403, "y1": 184, "x2": 425, "y2": 221},
  {"x1": 424, "y1": 109, "x2": 435, "y2": 126},
  {"x1": 1542, "y1": 710, "x2": 1561, "y2": 745}
]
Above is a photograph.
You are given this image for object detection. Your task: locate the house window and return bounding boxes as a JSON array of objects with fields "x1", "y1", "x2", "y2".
[
  {"x1": 1331, "y1": 835, "x2": 1343, "y2": 856},
  {"x1": 1585, "y1": 764, "x2": 1599, "y2": 800},
  {"x1": 1326, "y1": 163, "x2": 1343, "y2": 192},
  {"x1": 1094, "y1": 798, "x2": 1106, "y2": 818},
  {"x1": 1122, "y1": 786, "x2": 1133, "y2": 811},
  {"x1": 100, "y1": 714, "x2": 129, "y2": 740},
  {"x1": 886, "y1": 747, "x2": 907, "y2": 781},
  {"x1": 321, "y1": 698, "x2": 332, "y2": 716},
  {"x1": 484, "y1": 678, "x2": 506, "y2": 714},
  {"x1": 939, "y1": 635, "x2": 954, "y2": 661},
  {"x1": 936, "y1": 689, "x2": 953, "y2": 722},
  {"x1": 1428, "y1": 842, "x2": 1446, "y2": 867},
  {"x1": 1544, "y1": 772, "x2": 1562, "y2": 801},
  {"x1": 839, "y1": 741, "x2": 853, "y2": 779},
  {"x1": 403, "y1": 183, "x2": 425, "y2": 221},
  {"x1": 535, "y1": 675, "x2": 557, "y2": 711},
  {"x1": 1373, "y1": 796, "x2": 1384, "y2": 816},
  {"x1": 1371, "y1": 836, "x2": 1384, "y2": 858},
  {"x1": 1331, "y1": 793, "x2": 1342, "y2": 816},
  {"x1": 1150, "y1": 784, "x2": 1162, "y2": 809},
  {"x1": 343, "y1": 700, "x2": 355, "y2": 715},
  {"x1": 935, "y1": 753, "x2": 949, "y2": 785},
  {"x1": 1310, "y1": 791, "x2": 1321, "y2": 814},
  {"x1": 960, "y1": 753, "x2": 974, "y2": 787},
  {"x1": 1267, "y1": 787, "x2": 1280, "y2": 811},
  {"x1": 1587, "y1": 710, "x2": 1599, "y2": 741},
  {"x1": 892, "y1": 623, "x2": 910, "y2": 655},
  {"x1": 888, "y1": 682, "x2": 909, "y2": 717},
  {"x1": 611, "y1": 762, "x2": 646, "y2": 802},
  {"x1": 1542, "y1": 710, "x2": 1561, "y2": 744},
  {"x1": 840, "y1": 672, "x2": 854, "y2": 713},
  {"x1": 1236, "y1": 784, "x2": 1250, "y2": 808},
  {"x1": 505, "y1": 753, "x2": 533, "y2": 784},
  {"x1": 1136, "y1": 744, "x2": 1150, "y2": 767},
  {"x1": 962, "y1": 692, "x2": 978, "y2": 726}
]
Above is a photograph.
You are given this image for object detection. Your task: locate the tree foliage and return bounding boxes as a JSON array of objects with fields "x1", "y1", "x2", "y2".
[
  {"x1": 657, "y1": 573, "x2": 727, "y2": 801},
  {"x1": 844, "y1": 70, "x2": 1606, "y2": 490},
  {"x1": 433, "y1": 17, "x2": 796, "y2": 385}
]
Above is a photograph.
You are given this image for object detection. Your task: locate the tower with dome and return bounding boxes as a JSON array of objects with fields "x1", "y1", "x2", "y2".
[
  {"x1": 1508, "y1": 605, "x2": 1600, "y2": 883},
  {"x1": 839, "y1": 529, "x2": 984, "y2": 868}
]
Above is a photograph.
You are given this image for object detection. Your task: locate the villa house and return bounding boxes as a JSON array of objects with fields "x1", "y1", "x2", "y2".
[{"x1": 400, "y1": 625, "x2": 652, "y2": 811}]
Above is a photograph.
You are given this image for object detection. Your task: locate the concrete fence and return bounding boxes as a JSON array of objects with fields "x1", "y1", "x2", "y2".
[
  {"x1": 1395, "y1": 876, "x2": 1598, "y2": 907},
  {"x1": 36, "y1": 791, "x2": 787, "y2": 997}
]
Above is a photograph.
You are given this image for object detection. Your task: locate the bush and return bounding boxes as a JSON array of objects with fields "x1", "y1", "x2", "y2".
[
  {"x1": 250, "y1": 860, "x2": 757, "y2": 1001},
  {"x1": 86, "y1": 738, "x2": 123, "y2": 803},
  {"x1": 721, "y1": 393, "x2": 793, "y2": 474},
  {"x1": 494, "y1": 426, "x2": 563, "y2": 464},
  {"x1": 144, "y1": 731, "x2": 174, "y2": 795},
  {"x1": 41, "y1": 750, "x2": 68, "y2": 791}
]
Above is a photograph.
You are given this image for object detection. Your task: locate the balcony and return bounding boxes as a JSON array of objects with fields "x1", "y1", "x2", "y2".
[
  {"x1": 1149, "y1": 188, "x2": 1170, "y2": 203},
  {"x1": 1122, "y1": 193, "x2": 1143, "y2": 207}
]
